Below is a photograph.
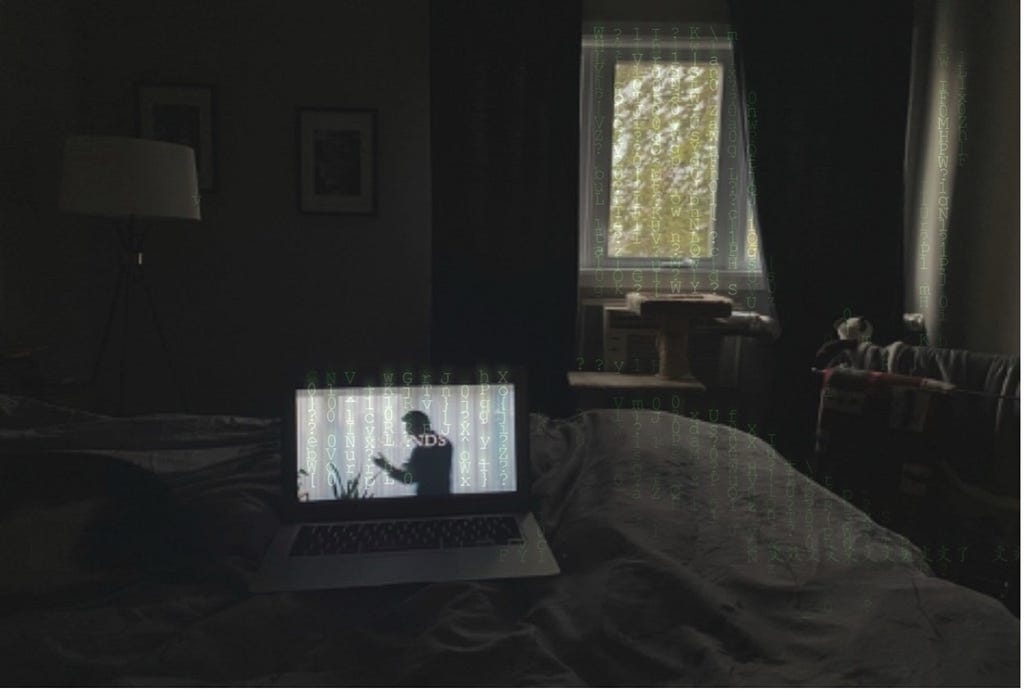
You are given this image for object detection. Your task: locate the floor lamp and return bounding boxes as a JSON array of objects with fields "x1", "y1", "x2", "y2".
[{"x1": 59, "y1": 136, "x2": 201, "y2": 414}]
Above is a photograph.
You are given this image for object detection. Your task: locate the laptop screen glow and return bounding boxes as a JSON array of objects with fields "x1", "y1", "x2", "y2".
[{"x1": 296, "y1": 383, "x2": 517, "y2": 502}]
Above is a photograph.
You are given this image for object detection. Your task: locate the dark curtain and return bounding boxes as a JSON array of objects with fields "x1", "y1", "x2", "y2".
[
  {"x1": 729, "y1": 0, "x2": 914, "y2": 463},
  {"x1": 430, "y1": 0, "x2": 581, "y2": 416}
]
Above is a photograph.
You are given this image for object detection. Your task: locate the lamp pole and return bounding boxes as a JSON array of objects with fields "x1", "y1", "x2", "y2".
[{"x1": 91, "y1": 217, "x2": 185, "y2": 414}]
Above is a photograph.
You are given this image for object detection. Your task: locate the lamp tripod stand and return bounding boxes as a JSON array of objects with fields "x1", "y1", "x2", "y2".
[
  {"x1": 91, "y1": 219, "x2": 184, "y2": 414},
  {"x1": 59, "y1": 136, "x2": 201, "y2": 415}
]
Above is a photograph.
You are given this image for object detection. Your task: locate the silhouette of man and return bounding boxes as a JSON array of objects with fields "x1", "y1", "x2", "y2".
[{"x1": 371, "y1": 411, "x2": 452, "y2": 496}]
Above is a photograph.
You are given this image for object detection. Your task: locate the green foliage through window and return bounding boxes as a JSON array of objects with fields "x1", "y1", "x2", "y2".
[{"x1": 609, "y1": 60, "x2": 722, "y2": 259}]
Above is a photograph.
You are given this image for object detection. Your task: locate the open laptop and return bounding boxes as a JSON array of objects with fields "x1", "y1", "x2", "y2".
[{"x1": 252, "y1": 367, "x2": 560, "y2": 592}]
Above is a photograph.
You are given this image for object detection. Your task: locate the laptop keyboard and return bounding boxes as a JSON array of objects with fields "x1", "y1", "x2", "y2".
[{"x1": 289, "y1": 515, "x2": 524, "y2": 556}]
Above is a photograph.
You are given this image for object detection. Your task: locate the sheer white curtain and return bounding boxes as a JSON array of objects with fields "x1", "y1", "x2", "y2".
[
  {"x1": 576, "y1": 17, "x2": 777, "y2": 348},
  {"x1": 573, "y1": 0, "x2": 782, "y2": 393}
]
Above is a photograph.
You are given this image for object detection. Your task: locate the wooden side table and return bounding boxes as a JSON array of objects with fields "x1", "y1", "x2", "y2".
[
  {"x1": 567, "y1": 370, "x2": 707, "y2": 411},
  {"x1": 568, "y1": 292, "x2": 733, "y2": 411}
]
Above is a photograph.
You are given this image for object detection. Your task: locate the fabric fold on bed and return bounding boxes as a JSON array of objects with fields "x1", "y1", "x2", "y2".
[{"x1": 527, "y1": 410, "x2": 1018, "y2": 686}]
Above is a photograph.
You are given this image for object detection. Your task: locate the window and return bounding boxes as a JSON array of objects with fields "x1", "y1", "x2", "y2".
[{"x1": 579, "y1": 23, "x2": 765, "y2": 298}]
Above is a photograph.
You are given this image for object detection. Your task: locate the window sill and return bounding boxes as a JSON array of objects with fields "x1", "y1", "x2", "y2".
[{"x1": 577, "y1": 267, "x2": 765, "y2": 293}]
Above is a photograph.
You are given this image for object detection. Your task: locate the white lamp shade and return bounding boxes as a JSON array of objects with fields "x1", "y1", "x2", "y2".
[{"x1": 59, "y1": 136, "x2": 201, "y2": 220}]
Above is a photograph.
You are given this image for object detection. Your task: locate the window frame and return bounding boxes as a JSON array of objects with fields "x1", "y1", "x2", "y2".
[{"x1": 578, "y1": 25, "x2": 764, "y2": 296}]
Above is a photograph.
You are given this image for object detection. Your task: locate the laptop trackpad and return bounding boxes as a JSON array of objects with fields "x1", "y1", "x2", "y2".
[{"x1": 359, "y1": 552, "x2": 459, "y2": 584}]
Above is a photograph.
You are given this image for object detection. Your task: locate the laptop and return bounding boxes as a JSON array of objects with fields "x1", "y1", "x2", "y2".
[{"x1": 252, "y1": 367, "x2": 560, "y2": 592}]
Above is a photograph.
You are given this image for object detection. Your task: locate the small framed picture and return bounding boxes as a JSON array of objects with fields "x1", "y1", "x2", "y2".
[
  {"x1": 137, "y1": 84, "x2": 216, "y2": 192},
  {"x1": 298, "y1": 108, "x2": 376, "y2": 215}
]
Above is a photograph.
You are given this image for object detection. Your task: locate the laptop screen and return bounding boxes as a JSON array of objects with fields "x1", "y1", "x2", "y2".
[{"x1": 296, "y1": 382, "x2": 517, "y2": 502}]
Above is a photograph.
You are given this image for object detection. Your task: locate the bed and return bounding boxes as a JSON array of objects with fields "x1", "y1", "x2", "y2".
[{"x1": 0, "y1": 393, "x2": 1018, "y2": 686}]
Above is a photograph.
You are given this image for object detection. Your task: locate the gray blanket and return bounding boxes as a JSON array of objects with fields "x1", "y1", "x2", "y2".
[{"x1": 0, "y1": 396, "x2": 1018, "y2": 685}]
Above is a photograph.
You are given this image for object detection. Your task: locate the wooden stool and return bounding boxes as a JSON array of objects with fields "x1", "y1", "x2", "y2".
[
  {"x1": 625, "y1": 292, "x2": 733, "y2": 383},
  {"x1": 567, "y1": 293, "x2": 733, "y2": 409}
]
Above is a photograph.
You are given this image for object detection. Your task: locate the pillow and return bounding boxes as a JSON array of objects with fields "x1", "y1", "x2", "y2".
[{"x1": 0, "y1": 451, "x2": 209, "y2": 614}]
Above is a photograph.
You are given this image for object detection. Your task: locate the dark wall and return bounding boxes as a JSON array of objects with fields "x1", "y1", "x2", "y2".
[
  {"x1": 3, "y1": 0, "x2": 1015, "y2": 440},
  {"x1": 1, "y1": 0, "x2": 431, "y2": 417},
  {"x1": 0, "y1": 3, "x2": 86, "y2": 374}
]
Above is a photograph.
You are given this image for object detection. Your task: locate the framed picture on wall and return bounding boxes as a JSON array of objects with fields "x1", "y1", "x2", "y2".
[
  {"x1": 297, "y1": 108, "x2": 376, "y2": 215},
  {"x1": 137, "y1": 84, "x2": 216, "y2": 192}
]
